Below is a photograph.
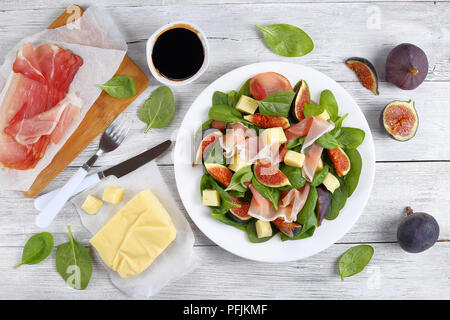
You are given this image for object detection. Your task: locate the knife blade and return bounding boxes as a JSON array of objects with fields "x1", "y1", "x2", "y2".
[{"x1": 34, "y1": 140, "x2": 171, "y2": 210}]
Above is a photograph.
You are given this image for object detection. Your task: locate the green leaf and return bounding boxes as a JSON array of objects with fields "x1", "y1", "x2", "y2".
[
  {"x1": 339, "y1": 245, "x2": 374, "y2": 280},
  {"x1": 204, "y1": 144, "x2": 226, "y2": 165},
  {"x1": 330, "y1": 113, "x2": 348, "y2": 137},
  {"x1": 208, "y1": 104, "x2": 250, "y2": 125},
  {"x1": 286, "y1": 137, "x2": 305, "y2": 150},
  {"x1": 211, "y1": 213, "x2": 247, "y2": 232},
  {"x1": 194, "y1": 119, "x2": 214, "y2": 141},
  {"x1": 212, "y1": 91, "x2": 229, "y2": 106},
  {"x1": 237, "y1": 79, "x2": 251, "y2": 100},
  {"x1": 228, "y1": 90, "x2": 238, "y2": 107},
  {"x1": 139, "y1": 86, "x2": 175, "y2": 133},
  {"x1": 280, "y1": 165, "x2": 307, "y2": 189},
  {"x1": 225, "y1": 165, "x2": 253, "y2": 192},
  {"x1": 319, "y1": 90, "x2": 338, "y2": 121},
  {"x1": 335, "y1": 127, "x2": 365, "y2": 149},
  {"x1": 14, "y1": 232, "x2": 54, "y2": 269},
  {"x1": 256, "y1": 24, "x2": 314, "y2": 57},
  {"x1": 246, "y1": 220, "x2": 276, "y2": 243},
  {"x1": 303, "y1": 103, "x2": 324, "y2": 117},
  {"x1": 56, "y1": 226, "x2": 92, "y2": 290},
  {"x1": 251, "y1": 176, "x2": 281, "y2": 210},
  {"x1": 98, "y1": 75, "x2": 136, "y2": 99},
  {"x1": 316, "y1": 133, "x2": 341, "y2": 150},
  {"x1": 311, "y1": 165, "x2": 329, "y2": 187},
  {"x1": 325, "y1": 175, "x2": 348, "y2": 220},
  {"x1": 256, "y1": 91, "x2": 295, "y2": 117},
  {"x1": 345, "y1": 149, "x2": 362, "y2": 197}
]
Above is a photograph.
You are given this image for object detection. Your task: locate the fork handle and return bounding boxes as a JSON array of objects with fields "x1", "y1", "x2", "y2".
[{"x1": 35, "y1": 167, "x2": 89, "y2": 228}]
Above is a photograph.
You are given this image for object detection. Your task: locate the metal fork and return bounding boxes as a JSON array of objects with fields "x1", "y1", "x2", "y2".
[{"x1": 35, "y1": 118, "x2": 129, "y2": 228}]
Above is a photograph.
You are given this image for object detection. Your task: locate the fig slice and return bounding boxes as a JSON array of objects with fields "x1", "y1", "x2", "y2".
[
  {"x1": 272, "y1": 217, "x2": 302, "y2": 238},
  {"x1": 385, "y1": 43, "x2": 428, "y2": 90},
  {"x1": 254, "y1": 160, "x2": 291, "y2": 188},
  {"x1": 345, "y1": 57, "x2": 379, "y2": 95},
  {"x1": 381, "y1": 100, "x2": 418, "y2": 141},
  {"x1": 243, "y1": 114, "x2": 290, "y2": 129},
  {"x1": 290, "y1": 80, "x2": 310, "y2": 121},
  {"x1": 204, "y1": 163, "x2": 233, "y2": 187},
  {"x1": 316, "y1": 187, "x2": 331, "y2": 226},
  {"x1": 249, "y1": 72, "x2": 293, "y2": 100},
  {"x1": 193, "y1": 130, "x2": 223, "y2": 166},
  {"x1": 228, "y1": 195, "x2": 252, "y2": 222},
  {"x1": 327, "y1": 147, "x2": 350, "y2": 177}
]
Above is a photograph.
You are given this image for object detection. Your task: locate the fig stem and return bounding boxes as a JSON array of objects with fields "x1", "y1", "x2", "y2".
[
  {"x1": 409, "y1": 66, "x2": 419, "y2": 75},
  {"x1": 405, "y1": 206, "x2": 414, "y2": 216}
]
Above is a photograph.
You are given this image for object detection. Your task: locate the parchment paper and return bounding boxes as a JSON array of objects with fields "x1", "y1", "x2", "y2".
[
  {"x1": 0, "y1": 6, "x2": 127, "y2": 190},
  {"x1": 71, "y1": 161, "x2": 196, "y2": 298}
]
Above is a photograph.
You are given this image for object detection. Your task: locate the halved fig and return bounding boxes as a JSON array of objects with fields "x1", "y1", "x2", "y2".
[
  {"x1": 272, "y1": 217, "x2": 302, "y2": 238},
  {"x1": 316, "y1": 187, "x2": 331, "y2": 226},
  {"x1": 205, "y1": 163, "x2": 233, "y2": 187},
  {"x1": 228, "y1": 195, "x2": 252, "y2": 222},
  {"x1": 381, "y1": 100, "x2": 418, "y2": 141},
  {"x1": 243, "y1": 114, "x2": 290, "y2": 129},
  {"x1": 345, "y1": 57, "x2": 379, "y2": 95},
  {"x1": 386, "y1": 43, "x2": 428, "y2": 90},
  {"x1": 193, "y1": 130, "x2": 223, "y2": 166},
  {"x1": 211, "y1": 120, "x2": 228, "y2": 130},
  {"x1": 254, "y1": 160, "x2": 291, "y2": 188},
  {"x1": 290, "y1": 80, "x2": 310, "y2": 121},
  {"x1": 249, "y1": 72, "x2": 293, "y2": 100},
  {"x1": 327, "y1": 147, "x2": 350, "y2": 177}
]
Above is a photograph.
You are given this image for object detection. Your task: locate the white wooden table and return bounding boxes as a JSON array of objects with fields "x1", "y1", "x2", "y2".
[{"x1": 0, "y1": 0, "x2": 449, "y2": 300}]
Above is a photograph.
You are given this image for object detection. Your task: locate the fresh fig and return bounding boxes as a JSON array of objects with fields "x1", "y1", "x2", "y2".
[
  {"x1": 272, "y1": 217, "x2": 302, "y2": 238},
  {"x1": 381, "y1": 100, "x2": 418, "y2": 141},
  {"x1": 249, "y1": 72, "x2": 293, "y2": 100},
  {"x1": 254, "y1": 160, "x2": 291, "y2": 188},
  {"x1": 228, "y1": 195, "x2": 252, "y2": 222},
  {"x1": 243, "y1": 114, "x2": 290, "y2": 129},
  {"x1": 397, "y1": 207, "x2": 439, "y2": 253},
  {"x1": 193, "y1": 130, "x2": 223, "y2": 166},
  {"x1": 204, "y1": 163, "x2": 233, "y2": 187},
  {"x1": 345, "y1": 57, "x2": 379, "y2": 95},
  {"x1": 386, "y1": 43, "x2": 428, "y2": 90},
  {"x1": 327, "y1": 147, "x2": 350, "y2": 177},
  {"x1": 316, "y1": 187, "x2": 331, "y2": 226},
  {"x1": 290, "y1": 80, "x2": 310, "y2": 121}
]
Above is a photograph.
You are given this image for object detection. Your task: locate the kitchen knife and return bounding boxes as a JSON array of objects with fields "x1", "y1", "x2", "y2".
[{"x1": 34, "y1": 140, "x2": 171, "y2": 211}]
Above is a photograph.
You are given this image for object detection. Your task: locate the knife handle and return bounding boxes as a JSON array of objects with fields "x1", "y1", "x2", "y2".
[{"x1": 34, "y1": 174, "x2": 101, "y2": 211}]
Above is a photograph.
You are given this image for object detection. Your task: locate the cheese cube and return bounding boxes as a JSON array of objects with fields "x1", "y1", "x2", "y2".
[
  {"x1": 235, "y1": 95, "x2": 258, "y2": 114},
  {"x1": 228, "y1": 154, "x2": 251, "y2": 172},
  {"x1": 81, "y1": 195, "x2": 103, "y2": 215},
  {"x1": 102, "y1": 186, "x2": 124, "y2": 204},
  {"x1": 316, "y1": 158, "x2": 324, "y2": 172},
  {"x1": 284, "y1": 150, "x2": 306, "y2": 168},
  {"x1": 322, "y1": 172, "x2": 340, "y2": 193},
  {"x1": 90, "y1": 190, "x2": 176, "y2": 278},
  {"x1": 316, "y1": 110, "x2": 330, "y2": 121},
  {"x1": 255, "y1": 220, "x2": 272, "y2": 238},
  {"x1": 260, "y1": 127, "x2": 287, "y2": 147},
  {"x1": 202, "y1": 189, "x2": 221, "y2": 207}
]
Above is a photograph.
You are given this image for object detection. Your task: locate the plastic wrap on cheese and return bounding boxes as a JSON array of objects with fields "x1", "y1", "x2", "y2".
[{"x1": 90, "y1": 189, "x2": 176, "y2": 278}]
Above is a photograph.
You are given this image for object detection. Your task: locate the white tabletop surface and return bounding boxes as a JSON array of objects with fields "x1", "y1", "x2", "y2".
[{"x1": 0, "y1": 0, "x2": 448, "y2": 300}]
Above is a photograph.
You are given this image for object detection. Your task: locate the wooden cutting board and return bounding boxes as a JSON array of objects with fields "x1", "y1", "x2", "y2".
[{"x1": 23, "y1": 5, "x2": 149, "y2": 198}]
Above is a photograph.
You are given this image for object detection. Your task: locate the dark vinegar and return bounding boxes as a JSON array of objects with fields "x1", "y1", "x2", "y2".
[{"x1": 152, "y1": 27, "x2": 205, "y2": 81}]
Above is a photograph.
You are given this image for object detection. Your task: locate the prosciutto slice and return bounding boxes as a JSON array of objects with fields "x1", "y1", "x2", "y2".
[
  {"x1": 302, "y1": 142, "x2": 323, "y2": 182},
  {"x1": 0, "y1": 42, "x2": 83, "y2": 170},
  {"x1": 280, "y1": 183, "x2": 310, "y2": 222},
  {"x1": 301, "y1": 117, "x2": 334, "y2": 153}
]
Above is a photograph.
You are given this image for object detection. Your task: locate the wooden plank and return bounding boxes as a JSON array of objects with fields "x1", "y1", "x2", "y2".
[
  {"x1": 1, "y1": 242, "x2": 448, "y2": 299},
  {"x1": 0, "y1": 162, "x2": 448, "y2": 247},
  {"x1": 22, "y1": 6, "x2": 149, "y2": 197}
]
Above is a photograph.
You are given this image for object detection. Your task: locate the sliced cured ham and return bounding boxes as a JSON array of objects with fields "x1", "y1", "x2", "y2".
[
  {"x1": 301, "y1": 117, "x2": 334, "y2": 152},
  {"x1": 0, "y1": 42, "x2": 83, "y2": 170},
  {"x1": 249, "y1": 72, "x2": 293, "y2": 100},
  {"x1": 285, "y1": 116, "x2": 314, "y2": 141},
  {"x1": 280, "y1": 183, "x2": 310, "y2": 222},
  {"x1": 302, "y1": 143, "x2": 323, "y2": 182}
]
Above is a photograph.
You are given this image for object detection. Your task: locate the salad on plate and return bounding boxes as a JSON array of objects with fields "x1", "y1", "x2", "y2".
[{"x1": 194, "y1": 71, "x2": 365, "y2": 243}]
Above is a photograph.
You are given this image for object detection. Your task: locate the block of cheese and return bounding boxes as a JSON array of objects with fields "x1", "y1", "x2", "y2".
[
  {"x1": 228, "y1": 154, "x2": 251, "y2": 172},
  {"x1": 90, "y1": 190, "x2": 176, "y2": 278},
  {"x1": 260, "y1": 127, "x2": 287, "y2": 147},
  {"x1": 255, "y1": 220, "x2": 272, "y2": 238},
  {"x1": 316, "y1": 158, "x2": 324, "y2": 172},
  {"x1": 316, "y1": 110, "x2": 330, "y2": 121},
  {"x1": 322, "y1": 172, "x2": 340, "y2": 193},
  {"x1": 235, "y1": 95, "x2": 258, "y2": 114},
  {"x1": 102, "y1": 186, "x2": 124, "y2": 204},
  {"x1": 81, "y1": 195, "x2": 103, "y2": 215},
  {"x1": 202, "y1": 189, "x2": 221, "y2": 206},
  {"x1": 284, "y1": 150, "x2": 306, "y2": 168}
]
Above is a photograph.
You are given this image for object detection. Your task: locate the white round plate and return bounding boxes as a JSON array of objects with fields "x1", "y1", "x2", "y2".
[{"x1": 174, "y1": 61, "x2": 375, "y2": 262}]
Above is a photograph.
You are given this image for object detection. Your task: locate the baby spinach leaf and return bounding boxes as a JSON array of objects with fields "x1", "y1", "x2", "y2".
[
  {"x1": 286, "y1": 136, "x2": 305, "y2": 150},
  {"x1": 229, "y1": 190, "x2": 247, "y2": 199},
  {"x1": 335, "y1": 127, "x2": 365, "y2": 149},
  {"x1": 256, "y1": 91, "x2": 295, "y2": 117},
  {"x1": 211, "y1": 213, "x2": 247, "y2": 232},
  {"x1": 228, "y1": 90, "x2": 238, "y2": 107},
  {"x1": 280, "y1": 165, "x2": 307, "y2": 189},
  {"x1": 256, "y1": 24, "x2": 314, "y2": 57},
  {"x1": 212, "y1": 91, "x2": 229, "y2": 106},
  {"x1": 303, "y1": 103, "x2": 324, "y2": 117},
  {"x1": 345, "y1": 149, "x2": 362, "y2": 197},
  {"x1": 325, "y1": 175, "x2": 348, "y2": 220},
  {"x1": 319, "y1": 90, "x2": 338, "y2": 121},
  {"x1": 194, "y1": 119, "x2": 214, "y2": 141},
  {"x1": 316, "y1": 133, "x2": 341, "y2": 149},
  {"x1": 56, "y1": 226, "x2": 92, "y2": 290},
  {"x1": 225, "y1": 165, "x2": 253, "y2": 193},
  {"x1": 204, "y1": 144, "x2": 226, "y2": 165},
  {"x1": 139, "y1": 86, "x2": 175, "y2": 133},
  {"x1": 14, "y1": 232, "x2": 54, "y2": 269},
  {"x1": 330, "y1": 113, "x2": 348, "y2": 137},
  {"x1": 311, "y1": 165, "x2": 329, "y2": 187},
  {"x1": 98, "y1": 75, "x2": 136, "y2": 99},
  {"x1": 246, "y1": 220, "x2": 276, "y2": 243},
  {"x1": 237, "y1": 79, "x2": 251, "y2": 99},
  {"x1": 251, "y1": 176, "x2": 281, "y2": 210},
  {"x1": 208, "y1": 104, "x2": 250, "y2": 125},
  {"x1": 339, "y1": 245, "x2": 374, "y2": 280}
]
